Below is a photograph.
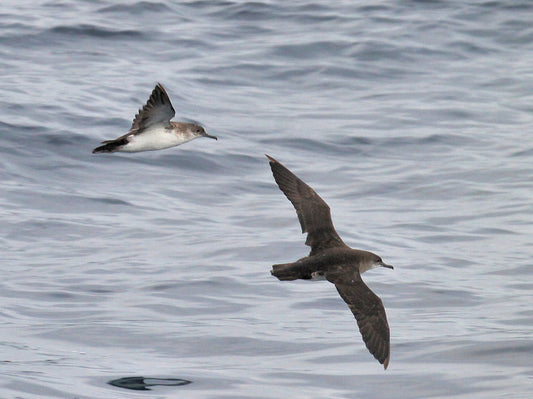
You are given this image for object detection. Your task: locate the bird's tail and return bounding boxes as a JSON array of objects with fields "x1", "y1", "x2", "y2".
[
  {"x1": 92, "y1": 138, "x2": 127, "y2": 154},
  {"x1": 271, "y1": 262, "x2": 313, "y2": 281}
]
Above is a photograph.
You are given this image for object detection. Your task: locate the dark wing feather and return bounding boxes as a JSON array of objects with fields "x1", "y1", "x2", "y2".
[
  {"x1": 130, "y1": 83, "x2": 175, "y2": 132},
  {"x1": 326, "y1": 269, "x2": 390, "y2": 369},
  {"x1": 267, "y1": 155, "x2": 346, "y2": 255}
]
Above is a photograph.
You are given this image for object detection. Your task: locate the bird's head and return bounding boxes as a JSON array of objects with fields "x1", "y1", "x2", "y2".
[
  {"x1": 189, "y1": 124, "x2": 217, "y2": 140},
  {"x1": 359, "y1": 251, "x2": 394, "y2": 274}
]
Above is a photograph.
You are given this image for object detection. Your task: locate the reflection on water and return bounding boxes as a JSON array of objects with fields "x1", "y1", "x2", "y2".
[{"x1": 108, "y1": 376, "x2": 191, "y2": 391}]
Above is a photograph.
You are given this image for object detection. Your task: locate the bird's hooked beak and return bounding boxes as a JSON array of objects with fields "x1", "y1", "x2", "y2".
[{"x1": 380, "y1": 261, "x2": 394, "y2": 270}]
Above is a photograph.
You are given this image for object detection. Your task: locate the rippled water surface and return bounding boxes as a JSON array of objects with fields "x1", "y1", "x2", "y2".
[{"x1": 1, "y1": 1, "x2": 532, "y2": 398}]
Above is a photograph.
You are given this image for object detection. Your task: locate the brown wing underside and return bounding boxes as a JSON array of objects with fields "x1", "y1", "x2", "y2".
[
  {"x1": 266, "y1": 155, "x2": 346, "y2": 255},
  {"x1": 326, "y1": 270, "x2": 390, "y2": 369},
  {"x1": 129, "y1": 83, "x2": 176, "y2": 132}
]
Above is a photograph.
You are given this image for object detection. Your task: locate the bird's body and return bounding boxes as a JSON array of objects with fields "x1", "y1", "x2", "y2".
[
  {"x1": 97, "y1": 122, "x2": 202, "y2": 153},
  {"x1": 267, "y1": 155, "x2": 393, "y2": 369},
  {"x1": 92, "y1": 83, "x2": 216, "y2": 154},
  {"x1": 272, "y1": 247, "x2": 386, "y2": 280}
]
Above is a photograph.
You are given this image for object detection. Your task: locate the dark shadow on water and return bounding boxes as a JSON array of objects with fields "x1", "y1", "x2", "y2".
[{"x1": 108, "y1": 376, "x2": 192, "y2": 391}]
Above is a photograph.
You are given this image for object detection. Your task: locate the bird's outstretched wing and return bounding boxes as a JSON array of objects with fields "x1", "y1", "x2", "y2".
[
  {"x1": 326, "y1": 269, "x2": 390, "y2": 369},
  {"x1": 266, "y1": 155, "x2": 347, "y2": 255},
  {"x1": 130, "y1": 83, "x2": 176, "y2": 133}
]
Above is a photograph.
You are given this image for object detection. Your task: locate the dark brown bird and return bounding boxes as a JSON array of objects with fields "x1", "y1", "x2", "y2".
[{"x1": 267, "y1": 155, "x2": 393, "y2": 369}]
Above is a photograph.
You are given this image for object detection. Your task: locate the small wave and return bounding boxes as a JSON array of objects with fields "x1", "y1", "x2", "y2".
[
  {"x1": 511, "y1": 147, "x2": 533, "y2": 157},
  {"x1": 207, "y1": 1, "x2": 283, "y2": 21},
  {"x1": 272, "y1": 41, "x2": 351, "y2": 60},
  {"x1": 261, "y1": 137, "x2": 367, "y2": 157},
  {"x1": 49, "y1": 24, "x2": 143, "y2": 39},
  {"x1": 374, "y1": 133, "x2": 476, "y2": 148},
  {"x1": 98, "y1": 1, "x2": 171, "y2": 14},
  {"x1": 88, "y1": 197, "x2": 133, "y2": 206}
]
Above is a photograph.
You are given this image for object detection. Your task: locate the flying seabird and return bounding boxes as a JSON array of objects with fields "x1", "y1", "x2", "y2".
[
  {"x1": 267, "y1": 155, "x2": 394, "y2": 369},
  {"x1": 92, "y1": 83, "x2": 217, "y2": 154}
]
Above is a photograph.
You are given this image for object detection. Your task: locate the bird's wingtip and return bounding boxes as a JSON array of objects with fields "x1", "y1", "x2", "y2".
[{"x1": 265, "y1": 154, "x2": 276, "y2": 163}]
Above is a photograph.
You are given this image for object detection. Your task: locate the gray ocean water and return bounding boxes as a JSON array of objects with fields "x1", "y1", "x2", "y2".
[{"x1": 1, "y1": 1, "x2": 532, "y2": 398}]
